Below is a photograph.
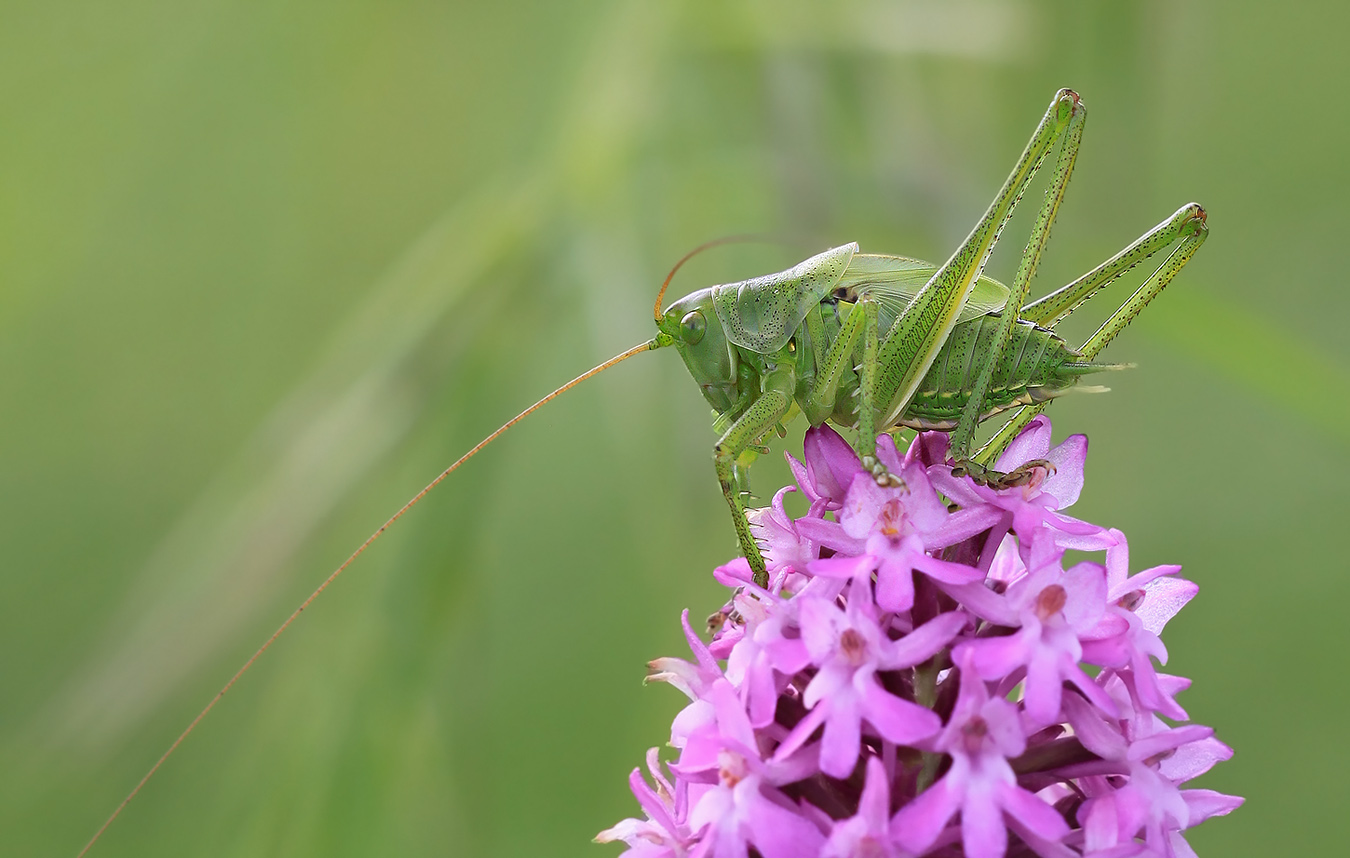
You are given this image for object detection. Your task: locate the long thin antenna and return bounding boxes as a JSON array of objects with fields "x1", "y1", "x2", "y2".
[
  {"x1": 76, "y1": 337, "x2": 663, "y2": 858},
  {"x1": 653, "y1": 233, "x2": 782, "y2": 321}
]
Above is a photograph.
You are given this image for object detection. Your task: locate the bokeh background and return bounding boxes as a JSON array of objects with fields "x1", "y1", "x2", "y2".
[{"x1": 2, "y1": 1, "x2": 1344, "y2": 855}]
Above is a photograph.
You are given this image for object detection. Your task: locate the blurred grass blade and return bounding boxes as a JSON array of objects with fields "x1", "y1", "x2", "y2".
[
  {"x1": 49, "y1": 177, "x2": 548, "y2": 747},
  {"x1": 44, "y1": 0, "x2": 676, "y2": 757},
  {"x1": 1143, "y1": 282, "x2": 1350, "y2": 446}
]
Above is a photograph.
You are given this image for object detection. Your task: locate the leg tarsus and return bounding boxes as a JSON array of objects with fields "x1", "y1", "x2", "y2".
[
  {"x1": 869, "y1": 459, "x2": 906, "y2": 489},
  {"x1": 951, "y1": 454, "x2": 1055, "y2": 490}
]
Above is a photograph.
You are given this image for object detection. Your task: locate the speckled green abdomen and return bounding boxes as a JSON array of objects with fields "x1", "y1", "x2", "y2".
[{"x1": 896, "y1": 314, "x2": 1099, "y2": 430}]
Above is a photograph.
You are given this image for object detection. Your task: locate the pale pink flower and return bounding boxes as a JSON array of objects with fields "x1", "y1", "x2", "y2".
[{"x1": 891, "y1": 653, "x2": 1071, "y2": 858}]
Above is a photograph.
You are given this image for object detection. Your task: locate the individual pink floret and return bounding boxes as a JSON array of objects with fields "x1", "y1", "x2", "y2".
[
  {"x1": 954, "y1": 550, "x2": 1122, "y2": 726},
  {"x1": 774, "y1": 587, "x2": 965, "y2": 777},
  {"x1": 821, "y1": 757, "x2": 910, "y2": 858},
  {"x1": 891, "y1": 653, "x2": 1071, "y2": 858}
]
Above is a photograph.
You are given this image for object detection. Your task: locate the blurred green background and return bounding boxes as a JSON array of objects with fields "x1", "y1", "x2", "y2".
[{"x1": 1, "y1": 1, "x2": 1344, "y2": 855}]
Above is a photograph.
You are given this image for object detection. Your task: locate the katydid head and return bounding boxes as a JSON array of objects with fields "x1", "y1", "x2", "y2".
[
  {"x1": 657, "y1": 287, "x2": 740, "y2": 412},
  {"x1": 652, "y1": 240, "x2": 859, "y2": 414},
  {"x1": 651, "y1": 236, "x2": 771, "y2": 414}
]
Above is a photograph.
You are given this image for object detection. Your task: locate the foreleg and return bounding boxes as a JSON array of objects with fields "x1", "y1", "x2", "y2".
[{"x1": 716, "y1": 370, "x2": 795, "y2": 587}]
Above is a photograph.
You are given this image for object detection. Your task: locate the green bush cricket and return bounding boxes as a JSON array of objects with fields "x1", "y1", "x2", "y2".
[
  {"x1": 651, "y1": 87, "x2": 1206, "y2": 586},
  {"x1": 78, "y1": 87, "x2": 1206, "y2": 854}
]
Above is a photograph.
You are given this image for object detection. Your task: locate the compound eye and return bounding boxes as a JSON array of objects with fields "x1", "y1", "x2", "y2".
[{"x1": 680, "y1": 310, "x2": 706, "y2": 345}]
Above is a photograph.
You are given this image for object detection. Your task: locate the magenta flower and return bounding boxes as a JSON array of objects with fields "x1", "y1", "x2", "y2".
[
  {"x1": 804, "y1": 469, "x2": 990, "y2": 613},
  {"x1": 595, "y1": 748, "x2": 692, "y2": 858},
  {"x1": 1066, "y1": 694, "x2": 1242, "y2": 858},
  {"x1": 821, "y1": 758, "x2": 908, "y2": 858},
  {"x1": 1078, "y1": 530, "x2": 1198, "y2": 720},
  {"x1": 602, "y1": 418, "x2": 1240, "y2": 858},
  {"x1": 748, "y1": 486, "x2": 822, "y2": 576},
  {"x1": 891, "y1": 651, "x2": 1071, "y2": 858},
  {"x1": 953, "y1": 552, "x2": 1122, "y2": 726},
  {"x1": 797, "y1": 424, "x2": 866, "y2": 509},
  {"x1": 674, "y1": 680, "x2": 826, "y2": 858},
  {"x1": 774, "y1": 588, "x2": 964, "y2": 777}
]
